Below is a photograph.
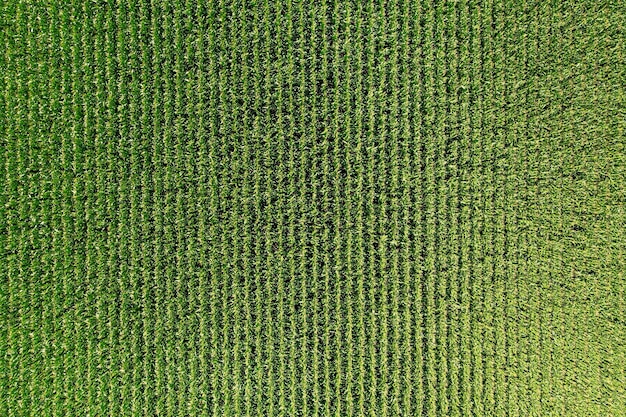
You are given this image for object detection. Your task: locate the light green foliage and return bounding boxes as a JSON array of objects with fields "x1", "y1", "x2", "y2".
[{"x1": 2, "y1": 0, "x2": 624, "y2": 415}]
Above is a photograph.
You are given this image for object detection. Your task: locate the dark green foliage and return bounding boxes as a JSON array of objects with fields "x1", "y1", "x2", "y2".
[{"x1": 2, "y1": 0, "x2": 624, "y2": 415}]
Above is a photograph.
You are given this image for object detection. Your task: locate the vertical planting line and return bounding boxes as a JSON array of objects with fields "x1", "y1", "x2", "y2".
[
  {"x1": 436, "y1": 0, "x2": 452, "y2": 413},
  {"x1": 251, "y1": 0, "x2": 266, "y2": 411},
  {"x1": 195, "y1": 0, "x2": 214, "y2": 414},
  {"x1": 149, "y1": 1, "x2": 161, "y2": 414},
  {"x1": 149, "y1": 0, "x2": 167, "y2": 414},
  {"x1": 212, "y1": 0, "x2": 229, "y2": 414},
  {"x1": 26, "y1": 51, "x2": 36, "y2": 417},
  {"x1": 53, "y1": 4, "x2": 67, "y2": 415},
  {"x1": 217, "y1": 0, "x2": 235, "y2": 412},
  {"x1": 387, "y1": 0, "x2": 403, "y2": 413},
  {"x1": 235, "y1": 5, "x2": 254, "y2": 415},
  {"x1": 183, "y1": 1, "x2": 201, "y2": 412},
  {"x1": 126, "y1": 2, "x2": 144, "y2": 414},
  {"x1": 502, "y1": 3, "x2": 523, "y2": 416},
  {"x1": 25, "y1": 5, "x2": 41, "y2": 414},
  {"x1": 418, "y1": 2, "x2": 431, "y2": 408},
  {"x1": 237, "y1": 4, "x2": 254, "y2": 416},
  {"x1": 478, "y1": 0, "x2": 494, "y2": 413},
  {"x1": 72, "y1": 2, "x2": 85, "y2": 412},
  {"x1": 370, "y1": 2, "x2": 389, "y2": 416},
  {"x1": 9, "y1": 3, "x2": 28, "y2": 415},
  {"x1": 543, "y1": 4, "x2": 559, "y2": 410},
  {"x1": 2, "y1": 4, "x2": 8, "y2": 408},
  {"x1": 341, "y1": 5, "x2": 356, "y2": 415},
  {"x1": 456, "y1": 0, "x2": 473, "y2": 413},
  {"x1": 375, "y1": 2, "x2": 390, "y2": 415},
  {"x1": 469, "y1": 2, "x2": 485, "y2": 415},
  {"x1": 14, "y1": 5, "x2": 27, "y2": 412},
  {"x1": 172, "y1": 0, "x2": 187, "y2": 411},
  {"x1": 272, "y1": 2, "x2": 288, "y2": 415},
  {"x1": 544, "y1": 5, "x2": 562, "y2": 412},
  {"x1": 490, "y1": 0, "x2": 508, "y2": 416},
  {"x1": 520, "y1": 0, "x2": 535, "y2": 412},
  {"x1": 111, "y1": 1, "x2": 125, "y2": 411},
  {"x1": 45, "y1": 8, "x2": 62, "y2": 416},
  {"x1": 103, "y1": 0, "x2": 118, "y2": 413},
  {"x1": 364, "y1": 0, "x2": 379, "y2": 413},
  {"x1": 261, "y1": 0, "x2": 277, "y2": 413},
  {"x1": 19, "y1": 6, "x2": 38, "y2": 413},
  {"x1": 420, "y1": 0, "x2": 438, "y2": 414},
  {"x1": 295, "y1": 1, "x2": 308, "y2": 411},
  {"x1": 78, "y1": 4, "x2": 95, "y2": 415},
  {"x1": 284, "y1": 1, "x2": 300, "y2": 414},
  {"x1": 275, "y1": 0, "x2": 291, "y2": 415},
  {"x1": 462, "y1": 30, "x2": 474, "y2": 417},
  {"x1": 236, "y1": 4, "x2": 252, "y2": 414},
  {"x1": 444, "y1": 0, "x2": 462, "y2": 414},
  {"x1": 500, "y1": 0, "x2": 519, "y2": 410},
  {"x1": 161, "y1": 2, "x2": 179, "y2": 410},
  {"x1": 432, "y1": 0, "x2": 450, "y2": 413},
  {"x1": 173, "y1": 0, "x2": 193, "y2": 412},
  {"x1": 307, "y1": 5, "x2": 322, "y2": 416},
  {"x1": 537, "y1": 0, "x2": 551, "y2": 404},
  {"x1": 210, "y1": 2, "x2": 224, "y2": 413},
  {"x1": 517, "y1": 2, "x2": 533, "y2": 411},
  {"x1": 558, "y1": 7, "x2": 579, "y2": 413},
  {"x1": 296, "y1": 2, "x2": 312, "y2": 413},
  {"x1": 122, "y1": 5, "x2": 141, "y2": 414},
  {"x1": 538, "y1": 4, "x2": 554, "y2": 412},
  {"x1": 2, "y1": 1, "x2": 19, "y2": 413},
  {"x1": 114, "y1": 0, "x2": 133, "y2": 412},
  {"x1": 506, "y1": 0, "x2": 523, "y2": 407},
  {"x1": 528, "y1": 3, "x2": 542, "y2": 414},
  {"x1": 510, "y1": 0, "x2": 523, "y2": 406},
  {"x1": 137, "y1": 0, "x2": 155, "y2": 413},
  {"x1": 398, "y1": 0, "x2": 415, "y2": 413},
  {"x1": 95, "y1": 4, "x2": 108, "y2": 412},
  {"x1": 481, "y1": 0, "x2": 498, "y2": 412},
  {"x1": 331, "y1": 3, "x2": 346, "y2": 415},
  {"x1": 555, "y1": 6, "x2": 573, "y2": 414},
  {"x1": 164, "y1": 2, "x2": 180, "y2": 412},
  {"x1": 352, "y1": 2, "x2": 367, "y2": 414},
  {"x1": 39, "y1": 5, "x2": 58, "y2": 413},
  {"x1": 40, "y1": 3, "x2": 63, "y2": 414},
  {"x1": 217, "y1": 1, "x2": 234, "y2": 413},
  {"x1": 177, "y1": 0, "x2": 199, "y2": 415},
  {"x1": 475, "y1": 0, "x2": 490, "y2": 411},
  {"x1": 322, "y1": 1, "x2": 342, "y2": 415},
  {"x1": 15, "y1": 9, "x2": 26, "y2": 412},
  {"x1": 491, "y1": 0, "x2": 509, "y2": 415},
  {"x1": 416, "y1": 0, "x2": 430, "y2": 414},
  {"x1": 470, "y1": 0, "x2": 488, "y2": 413},
  {"x1": 3, "y1": 11, "x2": 13, "y2": 403},
  {"x1": 39, "y1": 5, "x2": 58, "y2": 408},
  {"x1": 0, "y1": 0, "x2": 14, "y2": 411},
  {"x1": 160, "y1": 1, "x2": 178, "y2": 414},
  {"x1": 15, "y1": 3, "x2": 35, "y2": 415},
  {"x1": 139, "y1": 48, "x2": 157, "y2": 411},
  {"x1": 38, "y1": 5, "x2": 57, "y2": 415},
  {"x1": 318, "y1": 0, "x2": 333, "y2": 413},
  {"x1": 119, "y1": 2, "x2": 133, "y2": 413},
  {"x1": 204, "y1": 1, "x2": 221, "y2": 414},
  {"x1": 229, "y1": 2, "x2": 245, "y2": 414},
  {"x1": 409, "y1": 0, "x2": 428, "y2": 413},
  {"x1": 58, "y1": 4, "x2": 76, "y2": 415},
  {"x1": 78, "y1": 1, "x2": 97, "y2": 413}
]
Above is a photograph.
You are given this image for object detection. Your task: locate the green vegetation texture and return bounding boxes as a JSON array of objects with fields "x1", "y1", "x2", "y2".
[{"x1": 2, "y1": 0, "x2": 625, "y2": 415}]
